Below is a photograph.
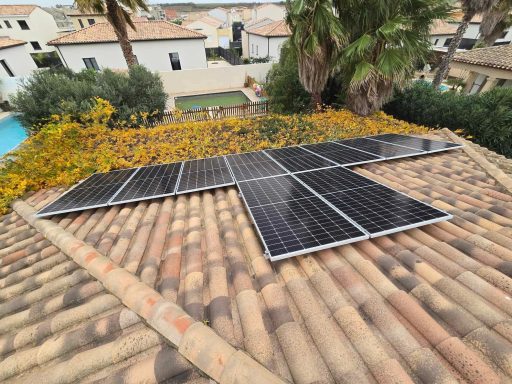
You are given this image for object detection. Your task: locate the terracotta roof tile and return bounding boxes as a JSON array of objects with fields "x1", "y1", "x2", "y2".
[
  {"x1": 0, "y1": 5, "x2": 36, "y2": 16},
  {"x1": 0, "y1": 38, "x2": 26, "y2": 50},
  {"x1": 246, "y1": 20, "x2": 291, "y2": 37},
  {"x1": 48, "y1": 20, "x2": 205, "y2": 46},
  {"x1": 453, "y1": 44, "x2": 512, "y2": 71},
  {"x1": 430, "y1": 20, "x2": 457, "y2": 35},
  {"x1": 3, "y1": 130, "x2": 512, "y2": 382}
]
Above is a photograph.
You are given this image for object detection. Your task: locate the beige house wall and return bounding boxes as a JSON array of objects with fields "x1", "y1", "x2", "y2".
[{"x1": 449, "y1": 61, "x2": 512, "y2": 94}]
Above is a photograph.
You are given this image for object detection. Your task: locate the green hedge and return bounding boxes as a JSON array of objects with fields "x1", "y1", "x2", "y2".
[{"x1": 384, "y1": 82, "x2": 512, "y2": 157}]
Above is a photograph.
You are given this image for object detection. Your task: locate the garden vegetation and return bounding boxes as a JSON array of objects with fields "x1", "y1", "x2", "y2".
[
  {"x1": 0, "y1": 99, "x2": 428, "y2": 214},
  {"x1": 384, "y1": 82, "x2": 512, "y2": 157}
]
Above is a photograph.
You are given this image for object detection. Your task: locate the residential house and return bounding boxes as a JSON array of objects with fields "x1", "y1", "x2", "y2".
[
  {"x1": 241, "y1": 18, "x2": 274, "y2": 58},
  {"x1": 66, "y1": 9, "x2": 107, "y2": 30},
  {"x1": 208, "y1": 7, "x2": 229, "y2": 25},
  {"x1": 430, "y1": 20, "x2": 457, "y2": 48},
  {"x1": 244, "y1": 19, "x2": 290, "y2": 61},
  {"x1": 184, "y1": 16, "x2": 232, "y2": 48},
  {"x1": 164, "y1": 8, "x2": 178, "y2": 21},
  {"x1": 0, "y1": 37, "x2": 36, "y2": 78},
  {"x1": 137, "y1": 5, "x2": 165, "y2": 21},
  {"x1": 251, "y1": 4, "x2": 286, "y2": 22},
  {"x1": 450, "y1": 44, "x2": 512, "y2": 93},
  {"x1": 48, "y1": 21, "x2": 207, "y2": 72},
  {"x1": 0, "y1": 5, "x2": 60, "y2": 54}
]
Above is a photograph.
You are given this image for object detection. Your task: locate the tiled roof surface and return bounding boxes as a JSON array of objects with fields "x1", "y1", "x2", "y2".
[
  {"x1": 185, "y1": 15, "x2": 223, "y2": 28},
  {"x1": 48, "y1": 20, "x2": 205, "y2": 46},
  {"x1": 247, "y1": 19, "x2": 291, "y2": 37},
  {"x1": 0, "y1": 5, "x2": 36, "y2": 16},
  {"x1": 430, "y1": 20, "x2": 457, "y2": 35},
  {"x1": 0, "y1": 38, "x2": 26, "y2": 50},
  {"x1": 453, "y1": 44, "x2": 512, "y2": 71},
  {"x1": 2, "y1": 130, "x2": 512, "y2": 383}
]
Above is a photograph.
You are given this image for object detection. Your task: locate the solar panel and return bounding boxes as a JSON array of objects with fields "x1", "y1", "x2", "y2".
[
  {"x1": 295, "y1": 166, "x2": 379, "y2": 194},
  {"x1": 265, "y1": 146, "x2": 337, "y2": 173},
  {"x1": 335, "y1": 138, "x2": 424, "y2": 159},
  {"x1": 321, "y1": 183, "x2": 452, "y2": 237},
  {"x1": 109, "y1": 162, "x2": 182, "y2": 204},
  {"x1": 176, "y1": 156, "x2": 234, "y2": 194},
  {"x1": 37, "y1": 168, "x2": 138, "y2": 217},
  {"x1": 244, "y1": 193, "x2": 368, "y2": 260},
  {"x1": 238, "y1": 175, "x2": 315, "y2": 207},
  {"x1": 368, "y1": 134, "x2": 463, "y2": 153},
  {"x1": 301, "y1": 142, "x2": 384, "y2": 166},
  {"x1": 225, "y1": 151, "x2": 287, "y2": 181}
]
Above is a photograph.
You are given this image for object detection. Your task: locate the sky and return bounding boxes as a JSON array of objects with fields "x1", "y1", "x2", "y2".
[{"x1": 1, "y1": 0, "x2": 280, "y2": 5}]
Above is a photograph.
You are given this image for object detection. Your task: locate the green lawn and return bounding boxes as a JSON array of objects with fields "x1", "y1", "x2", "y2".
[{"x1": 175, "y1": 91, "x2": 250, "y2": 110}]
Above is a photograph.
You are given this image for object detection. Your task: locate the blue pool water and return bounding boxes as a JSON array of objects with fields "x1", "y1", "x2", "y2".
[{"x1": 0, "y1": 115, "x2": 27, "y2": 156}]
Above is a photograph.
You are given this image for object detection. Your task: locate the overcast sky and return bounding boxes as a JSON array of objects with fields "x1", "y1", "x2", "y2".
[{"x1": 2, "y1": 0, "x2": 279, "y2": 5}]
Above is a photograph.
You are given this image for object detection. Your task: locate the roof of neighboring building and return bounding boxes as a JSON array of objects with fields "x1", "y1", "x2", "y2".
[
  {"x1": 3, "y1": 130, "x2": 512, "y2": 383},
  {"x1": 164, "y1": 8, "x2": 178, "y2": 19},
  {"x1": 48, "y1": 20, "x2": 205, "y2": 46},
  {"x1": 453, "y1": 44, "x2": 512, "y2": 71},
  {"x1": 244, "y1": 17, "x2": 274, "y2": 30},
  {"x1": 257, "y1": 3, "x2": 284, "y2": 10},
  {"x1": 0, "y1": 38, "x2": 26, "y2": 49},
  {"x1": 246, "y1": 19, "x2": 290, "y2": 37},
  {"x1": 430, "y1": 20, "x2": 458, "y2": 35},
  {"x1": 184, "y1": 15, "x2": 224, "y2": 28},
  {"x1": 0, "y1": 5, "x2": 37, "y2": 16}
]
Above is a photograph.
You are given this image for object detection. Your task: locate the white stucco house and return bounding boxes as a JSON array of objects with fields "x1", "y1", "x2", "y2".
[
  {"x1": 244, "y1": 20, "x2": 290, "y2": 62},
  {"x1": 241, "y1": 18, "x2": 274, "y2": 59},
  {"x1": 251, "y1": 4, "x2": 286, "y2": 22},
  {"x1": 0, "y1": 5, "x2": 61, "y2": 54},
  {"x1": 207, "y1": 7, "x2": 229, "y2": 25},
  {"x1": 184, "y1": 16, "x2": 232, "y2": 48},
  {"x1": 430, "y1": 20, "x2": 458, "y2": 48},
  {"x1": 0, "y1": 37, "x2": 37, "y2": 78},
  {"x1": 48, "y1": 20, "x2": 208, "y2": 72}
]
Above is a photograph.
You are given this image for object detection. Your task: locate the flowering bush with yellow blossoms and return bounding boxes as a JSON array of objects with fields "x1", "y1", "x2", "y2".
[{"x1": 0, "y1": 98, "x2": 429, "y2": 214}]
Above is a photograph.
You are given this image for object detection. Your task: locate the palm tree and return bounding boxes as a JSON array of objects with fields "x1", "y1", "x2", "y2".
[
  {"x1": 432, "y1": 0, "x2": 498, "y2": 88},
  {"x1": 286, "y1": 0, "x2": 346, "y2": 108},
  {"x1": 333, "y1": 0, "x2": 452, "y2": 116},
  {"x1": 476, "y1": 0, "x2": 512, "y2": 47},
  {"x1": 75, "y1": 0, "x2": 149, "y2": 67}
]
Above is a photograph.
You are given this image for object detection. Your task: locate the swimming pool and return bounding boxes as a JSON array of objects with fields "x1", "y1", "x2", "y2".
[
  {"x1": 175, "y1": 91, "x2": 250, "y2": 110},
  {"x1": 0, "y1": 115, "x2": 27, "y2": 156}
]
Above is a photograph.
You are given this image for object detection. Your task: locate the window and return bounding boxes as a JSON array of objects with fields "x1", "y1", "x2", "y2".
[
  {"x1": 500, "y1": 31, "x2": 508, "y2": 39},
  {"x1": 17, "y1": 20, "x2": 29, "y2": 30},
  {"x1": 256, "y1": 45, "x2": 258, "y2": 55},
  {"x1": 434, "y1": 38, "x2": 439, "y2": 46},
  {"x1": 0, "y1": 59, "x2": 14, "y2": 77},
  {"x1": 443, "y1": 38, "x2": 452, "y2": 47},
  {"x1": 169, "y1": 52, "x2": 181, "y2": 70},
  {"x1": 5, "y1": 20, "x2": 12, "y2": 28},
  {"x1": 87, "y1": 18, "x2": 95, "y2": 26},
  {"x1": 83, "y1": 57, "x2": 100, "y2": 71},
  {"x1": 30, "y1": 41, "x2": 41, "y2": 50},
  {"x1": 78, "y1": 19, "x2": 84, "y2": 28},
  {"x1": 251, "y1": 44, "x2": 254, "y2": 54}
]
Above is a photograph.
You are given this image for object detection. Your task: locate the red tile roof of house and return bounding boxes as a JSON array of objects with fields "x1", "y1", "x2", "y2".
[
  {"x1": 48, "y1": 20, "x2": 205, "y2": 46},
  {"x1": 430, "y1": 20, "x2": 457, "y2": 35},
  {"x1": 453, "y1": 44, "x2": 512, "y2": 71},
  {"x1": 246, "y1": 19, "x2": 291, "y2": 37},
  {"x1": 3, "y1": 130, "x2": 512, "y2": 383},
  {"x1": 0, "y1": 5, "x2": 37, "y2": 16},
  {"x1": 0, "y1": 38, "x2": 26, "y2": 50},
  {"x1": 164, "y1": 8, "x2": 178, "y2": 19}
]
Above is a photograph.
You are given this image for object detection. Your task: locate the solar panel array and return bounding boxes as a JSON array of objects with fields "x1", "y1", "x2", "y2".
[{"x1": 37, "y1": 134, "x2": 460, "y2": 261}]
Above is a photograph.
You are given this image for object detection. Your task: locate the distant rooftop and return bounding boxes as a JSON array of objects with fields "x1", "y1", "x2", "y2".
[
  {"x1": 453, "y1": 44, "x2": 512, "y2": 71},
  {"x1": 0, "y1": 5, "x2": 37, "y2": 16},
  {"x1": 430, "y1": 20, "x2": 457, "y2": 36},
  {"x1": 0, "y1": 37, "x2": 26, "y2": 50},
  {"x1": 246, "y1": 19, "x2": 290, "y2": 37},
  {"x1": 184, "y1": 15, "x2": 224, "y2": 27},
  {"x1": 48, "y1": 20, "x2": 206, "y2": 46}
]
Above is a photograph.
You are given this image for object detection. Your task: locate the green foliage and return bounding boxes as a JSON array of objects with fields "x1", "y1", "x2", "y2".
[
  {"x1": 11, "y1": 65, "x2": 167, "y2": 132},
  {"x1": 384, "y1": 82, "x2": 512, "y2": 156},
  {"x1": 265, "y1": 44, "x2": 311, "y2": 114}
]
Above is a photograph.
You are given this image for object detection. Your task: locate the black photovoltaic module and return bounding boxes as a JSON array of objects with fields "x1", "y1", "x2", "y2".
[
  {"x1": 336, "y1": 137, "x2": 425, "y2": 159},
  {"x1": 295, "y1": 166, "x2": 379, "y2": 194},
  {"x1": 37, "y1": 168, "x2": 138, "y2": 217},
  {"x1": 368, "y1": 133, "x2": 463, "y2": 153},
  {"x1": 110, "y1": 162, "x2": 183, "y2": 204},
  {"x1": 265, "y1": 146, "x2": 337, "y2": 173},
  {"x1": 301, "y1": 141, "x2": 384, "y2": 166},
  {"x1": 176, "y1": 156, "x2": 234, "y2": 194},
  {"x1": 225, "y1": 151, "x2": 287, "y2": 181}
]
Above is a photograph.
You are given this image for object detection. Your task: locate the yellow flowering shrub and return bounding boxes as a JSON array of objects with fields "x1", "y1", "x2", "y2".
[{"x1": 0, "y1": 99, "x2": 429, "y2": 214}]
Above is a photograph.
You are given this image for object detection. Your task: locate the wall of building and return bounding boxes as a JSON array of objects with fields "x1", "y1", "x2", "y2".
[
  {"x1": 160, "y1": 63, "x2": 272, "y2": 95},
  {"x1": 0, "y1": 44, "x2": 37, "y2": 78},
  {"x1": 0, "y1": 7, "x2": 60, "y2": 53},
  {"x1": 247, "y1": 34, "x2": 286, "y2": 61},
  {"x1": 254, "y1": 5, "x2": 286, "y2": 21},
  {"x1": 186, "y1": 20, "x2": 218, "y2": 48},
  {"x1": 208, "y1": 9, "x2": 227, "y2": 24},
  {"x1": 431, "y1": 34, "x2": 453, "y2": 47},
  {"x1": 56, "y1": 39, "x2": 207, "y2": 72},
  {"x1": 68, "y1": 14, "x2": 107, "y2": 30}
]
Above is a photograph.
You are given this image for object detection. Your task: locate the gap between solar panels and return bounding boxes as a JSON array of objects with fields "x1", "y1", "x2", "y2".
[{"x1": 36, "y1": 134, "x2": 461, "y2": 261}]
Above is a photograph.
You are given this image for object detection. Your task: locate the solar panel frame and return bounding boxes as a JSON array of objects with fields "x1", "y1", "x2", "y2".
[
  {"x1": 300, "y1": 142, "x2": 385, "y2": 167},
  {"x1": 176, "y1": 156, "x2": 235, "y2": 195},
  {"x1": 36, "y1": 167, "x2": 140, "y2": 217},
  {"x1": 295, "y1": 166, "x2": 379, "y2": 194},
  {"x1": 108, "y1": 162, "x2": 183, "y2": 205},
  {"x1": 225, "y1": 151, "x2": 288, "y2": 182},
  {"x1": 333, "y1": 138, "x2": 426, "y2": 160},
  {"x1": 265, "y1": 146, "x2": 339, "y2": 173},
  {"x1": 366, "y1": 134, "x2": 463, "y2": 154}
]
